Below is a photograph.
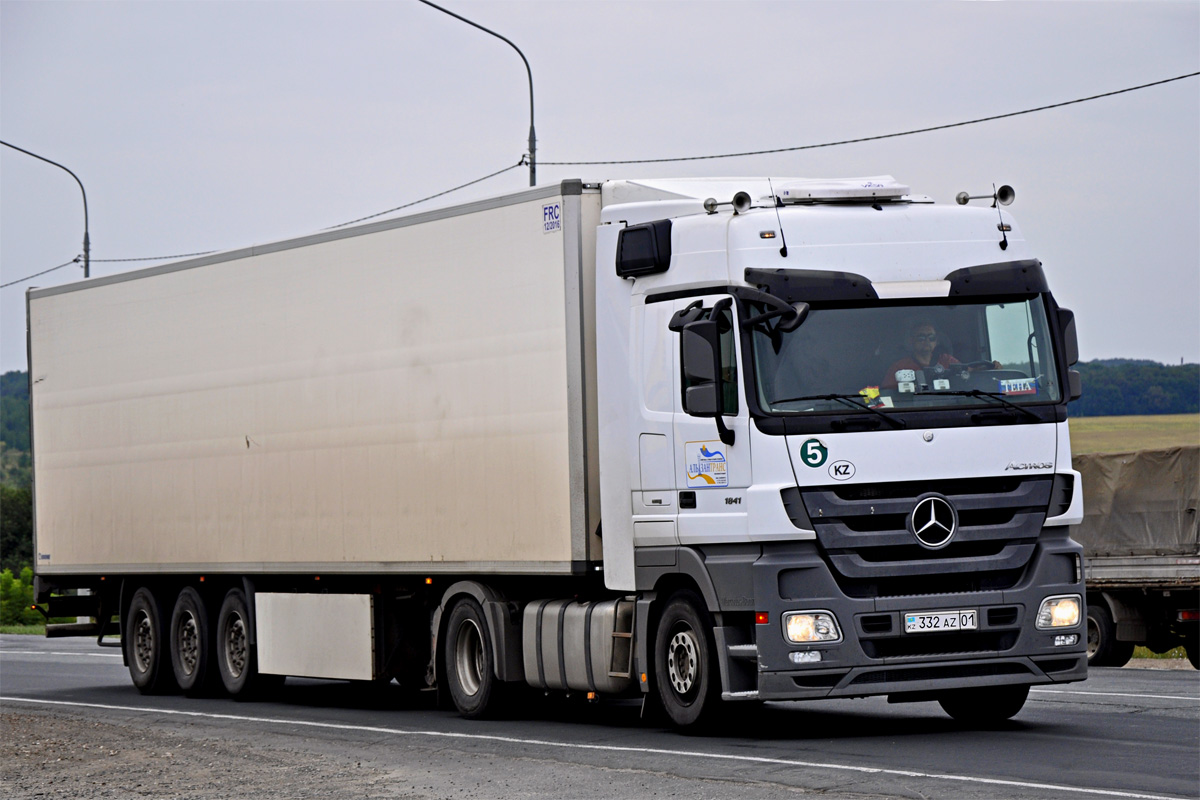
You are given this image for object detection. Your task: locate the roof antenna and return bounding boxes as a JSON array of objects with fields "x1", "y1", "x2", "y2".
[{"x1": 767, "y1": 178, "x2": 788, "y2": 258}]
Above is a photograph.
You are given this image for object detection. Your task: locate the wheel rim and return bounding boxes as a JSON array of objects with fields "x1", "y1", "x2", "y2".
[
  {"x1": 667, "y1": 627, "x2": 699, "y2": 697},
  {"x1": 1086, "y1": 616, "x2": 1100, "y2": 659},
  {"x1": 177, "y1": 612, "x2": 199, "y2": 676},
  {"x1": 453, "y1": 618, "x2": 484, "y2": 697},
  {"x1": 224, "y1": 613, "x2": 247, "y2": 679},
  {"x1": 133, "y1": 609, "x2": 155, "y2": 673}
]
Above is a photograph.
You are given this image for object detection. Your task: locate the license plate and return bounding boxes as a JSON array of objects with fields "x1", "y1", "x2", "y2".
[{"x1": 904, "y1": 609, "x2": 978, "y2": 634}]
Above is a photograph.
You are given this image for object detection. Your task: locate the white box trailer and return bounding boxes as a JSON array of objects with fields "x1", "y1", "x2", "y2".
[
  {"x1": 30, "y1": 177, "x2": 1090, "y2": 726},
  {"x1": 29, "y1": 184, "x2": 601, "y2": 575}
]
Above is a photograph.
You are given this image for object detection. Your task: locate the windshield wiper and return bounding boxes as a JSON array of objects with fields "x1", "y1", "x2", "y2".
[
  {"x1": 770, "y1": 393, "x2": 907, "y2": 429},
  {"x1": 915, "y1": 389, "x2": 1040, "y2": 421}
]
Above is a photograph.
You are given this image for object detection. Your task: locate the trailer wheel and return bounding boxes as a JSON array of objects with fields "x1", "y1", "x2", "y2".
[
  {"x1": 654, "y1": 591, "x2": 718, "y2": 728},
  {"x1": 216, "y1": 588, "x2": 281, "y2": 699},
  {"x1": 938, "y1": 685, "x2": 1029, "y2": 725},
  {"x1": 443, "y1": 597, "x2": 500, "y2": 719},
  {"x1": 1086, "y1": 603, "x2": 1134, "y2": 667},
  {"x1": 125, "y1": 587, "x2": 176, "y2": 694},
  {"x1": 170, "y1": 587, "x2": 217, "y2": 696}
]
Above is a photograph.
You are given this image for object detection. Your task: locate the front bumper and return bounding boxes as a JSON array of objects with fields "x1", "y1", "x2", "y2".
[{"x1": 739, "y1": 531, "x2": 1088, "y2": 700}]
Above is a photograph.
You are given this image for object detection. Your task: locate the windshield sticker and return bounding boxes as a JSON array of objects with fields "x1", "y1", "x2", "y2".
[
  {"x1": 999, "y1": 377, "x2": 1039, "y2": 396},
  {"x1": 932, "y1": 378, "x2": 951, "y2": 391},
  {"x1": 799, "y1": 438, "x2": 828, "y2": 468},
  {"x1": 686, "y1": 441, "x2": 729, "y2": 487},
  {"x1": 858, "y1": 385, "x2": 884, "y2": 409}
]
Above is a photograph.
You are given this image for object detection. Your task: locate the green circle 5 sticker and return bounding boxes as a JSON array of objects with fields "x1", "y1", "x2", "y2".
[{"x1": 800, "y1": 438, "x2": 828, "y2": 468}]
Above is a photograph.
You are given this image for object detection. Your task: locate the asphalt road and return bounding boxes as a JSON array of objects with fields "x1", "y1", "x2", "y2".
[{"x1": 2, "y1": 634, "x2": 1197, "y2": 800}]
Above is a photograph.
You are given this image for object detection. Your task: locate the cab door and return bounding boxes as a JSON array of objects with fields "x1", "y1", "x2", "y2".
[
  {"x1": 671, "y1": 294, "x2": 752, "y2": 544},
  {"x1": 631, "y1": 298, "x2": 680, "y2": 547}
]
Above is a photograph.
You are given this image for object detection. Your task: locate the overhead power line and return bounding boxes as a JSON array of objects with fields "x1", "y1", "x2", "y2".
[
  {"x1": 92, "y1": 251, "x2": 217, "y2": 263},
  {"x1": 1, "y1": 258, "x2": 81, "y2": 289},
  {"x1": 541, "y1": 71, "x2": 1200, "y2": 166},
  {"x1": 326, "y1": 161, "x2": 525, "y2": 229},
  {"x1": 5, "y1": 72, "x2": 1193, "y2": 290}
]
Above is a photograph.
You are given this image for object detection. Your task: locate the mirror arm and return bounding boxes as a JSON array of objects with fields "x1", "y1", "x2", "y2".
[{"x1": 715, "y1": 415, "x2": 736, "y2": 446}]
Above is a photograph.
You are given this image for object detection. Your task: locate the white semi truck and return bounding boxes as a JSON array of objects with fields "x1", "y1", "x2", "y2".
[{"x1": 28, "y1": 176, "x2": 1088, "y2": 726}]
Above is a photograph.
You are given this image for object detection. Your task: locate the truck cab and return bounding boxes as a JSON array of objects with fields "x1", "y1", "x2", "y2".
[{"x1": 595, "y1": 177, "x2": 1088, "y2": 724}]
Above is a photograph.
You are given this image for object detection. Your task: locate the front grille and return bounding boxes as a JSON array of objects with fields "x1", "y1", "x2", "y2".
[{"x1": 800, "y1": 476, "x2": 1052, "y2": 597}]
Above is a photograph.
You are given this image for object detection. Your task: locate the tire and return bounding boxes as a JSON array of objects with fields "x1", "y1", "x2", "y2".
[
  {"x1": 1086, "y1": 603, "x2": 1134, "y2": 667},
  {"x1": 125, "y1": 586, "x2": 177, "y2": 694},
  {"x1": 653, "y1": 591, "x2": 719, "y2": 728},
  {"x1": 170, "y1": 587, "x2": 217, "y2": 696},
  {"x1": 443, "y1": 597, "x2": 500, "y2": 719},
  {"x1": 938, "y1": 685, "x2": 1029, "y2": 725},
  {"x1": 216, "y1": 588, "x2": 282, "y2": 699}
]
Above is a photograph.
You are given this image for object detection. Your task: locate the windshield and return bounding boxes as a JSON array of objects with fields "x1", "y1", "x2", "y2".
[{"x1": 749, "y1": 296, "x2": 1062, "y2": 414}]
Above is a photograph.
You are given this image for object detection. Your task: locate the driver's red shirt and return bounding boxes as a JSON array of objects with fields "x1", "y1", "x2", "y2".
[{"x1": 882, "y1": 354, "x2": 960, "y2": 388}]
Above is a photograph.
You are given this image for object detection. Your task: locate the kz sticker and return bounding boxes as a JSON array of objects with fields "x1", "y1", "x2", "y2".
[
  {"x1": 828, "y1": 460, "x2": 856, "y2": 480},
  {"x1": 686, "y1": 441, "x2": 729, "y2": 487}
]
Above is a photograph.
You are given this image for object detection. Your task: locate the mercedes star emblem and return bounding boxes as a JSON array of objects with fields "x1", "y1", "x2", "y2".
[{"x1": 909, "y1": 494, "x2": 958, "y2": 549}]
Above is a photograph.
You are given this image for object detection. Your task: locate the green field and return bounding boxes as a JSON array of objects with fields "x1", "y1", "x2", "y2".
[{"x1": 1068, "y1": 414, "x2": 1200, "y2": 455}]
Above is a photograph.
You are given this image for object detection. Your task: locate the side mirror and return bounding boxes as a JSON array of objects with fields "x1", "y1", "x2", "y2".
[
  {"x1": 680, "y1": 315, "x2": 736, "y2": 445},
  {"x1": 681, "y1": 319, "x2": 721, "y2": 416},
  {"x1": 1057, "y1": 308, "x2": 1079, "y2": 367},
  {"x1": 1068, "y1": 369, "x2": 1082, "y2": 402}
]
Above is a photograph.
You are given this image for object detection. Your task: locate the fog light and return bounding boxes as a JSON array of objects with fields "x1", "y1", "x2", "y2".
[
  {"x1": 1037, "y1": 595, "x2": 1081, "y2": 629},
  {"x1": 789, "y1": 650, "x2": 822, "y2": 664},
  {"x1": 783, "y1": 611, "x2": 842, "y2": 644},
  {"x1": 1054, "y1": 634, "x2": 1079, "y2": 647}
]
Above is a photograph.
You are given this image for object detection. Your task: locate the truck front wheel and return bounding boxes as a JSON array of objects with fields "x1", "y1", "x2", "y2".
[
  {"x1": 1086, "y1": 603, "x2": 1134, "y2": 667},
  {"x1": 938, "y1": 684, "x2": 1029, "y2": 725},
  {"x1": 125, "y1": 587, "x2": 177, "y2": 694},
  {"x1": 654, "y1": 592, "x2": 719, "y2": 728},
  {"x1": 443, "y1": 597, "x2": 499, "y2": 718}
]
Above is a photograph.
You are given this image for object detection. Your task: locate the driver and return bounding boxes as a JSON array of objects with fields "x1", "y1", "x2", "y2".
[{"x1": 882, "y1": 319, "x2": 999, "y2": 389}]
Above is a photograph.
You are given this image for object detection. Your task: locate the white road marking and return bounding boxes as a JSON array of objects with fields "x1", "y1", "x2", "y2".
[
  {"x1": 0, "y1": 650, "x2": 123, "y2": 659},
  {"x1": 0, "y1": 695, "x2": 1187, "y2": 800},
  {"x1": 1031, "y1": 688, "x2": 1199, "y2": 703}
]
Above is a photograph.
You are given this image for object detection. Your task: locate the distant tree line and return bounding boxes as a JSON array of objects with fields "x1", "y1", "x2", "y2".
[{"x1": 1068, "y1": 360, "x2": 1199, "y2": 417}]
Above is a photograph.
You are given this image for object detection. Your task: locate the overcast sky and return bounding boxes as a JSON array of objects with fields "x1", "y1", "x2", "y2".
[{"x1": 2, "y1": 0, "x2": 1197, "y2": 372}]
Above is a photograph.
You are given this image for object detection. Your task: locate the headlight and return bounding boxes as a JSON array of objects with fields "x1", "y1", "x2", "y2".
[
  {"x1": 1036, "y1": 595, "x2": 1081, "y2": 629},
  {"x1": 783, "y1": 611, "x2": 842, "y2": 644}
]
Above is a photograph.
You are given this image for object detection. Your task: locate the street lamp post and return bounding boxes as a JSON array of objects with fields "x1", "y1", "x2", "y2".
[
  {"x1": 417, "y1": 0, "x2": 537, "y2": 187},
  {"x1": 1, "y1": 140, "x2": 90, "y2": 278}
]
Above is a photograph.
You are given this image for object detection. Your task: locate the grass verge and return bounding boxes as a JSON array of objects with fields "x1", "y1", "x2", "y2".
[
  {"x1": 1069, "y1": 413, "x2": 1200, "y2": 454},
  {"x1": 1133, "y1": 645, "x2": 1189, "y2": 660},
  {"x1": 0, "y1": 624, "x2": 46, "y2": 635}
]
